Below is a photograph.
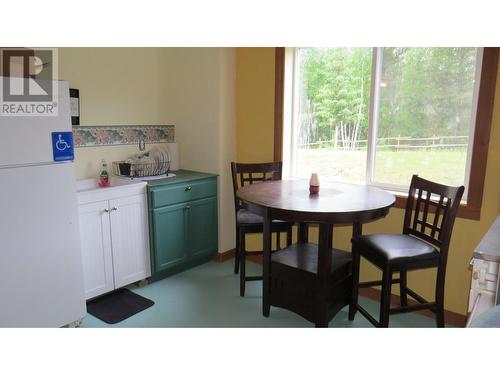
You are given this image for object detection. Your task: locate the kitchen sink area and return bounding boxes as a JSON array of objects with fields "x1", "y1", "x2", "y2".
[
  {"x1": 75, "y1": 170, "x2": 219, "y2": 301},
  {"x1": 76, "y1": 176, "x2": 147, "y2": 193}
]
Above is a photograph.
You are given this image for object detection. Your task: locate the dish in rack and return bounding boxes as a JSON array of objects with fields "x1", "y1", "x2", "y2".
[{"x1": 112, "y1": 146, "x2": 171, "y2": 177}]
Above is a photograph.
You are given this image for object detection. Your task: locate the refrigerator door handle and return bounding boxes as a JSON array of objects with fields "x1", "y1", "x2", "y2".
[{"x1": 0, "y1": 160, "x2": 73, "y2": 170}]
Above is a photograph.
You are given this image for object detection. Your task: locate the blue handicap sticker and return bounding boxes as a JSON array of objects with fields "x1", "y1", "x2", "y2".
[{"x1": 52, "y1": 132, "x2": 74, "y2": 161}]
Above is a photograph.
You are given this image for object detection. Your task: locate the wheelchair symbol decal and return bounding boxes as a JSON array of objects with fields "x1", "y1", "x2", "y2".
[
  {"x1": 52, "y1": 132, "x2": 74, "y2": 161},
  {"x1": 55, "y1": 134, "x2": 71, "y2": 151}
]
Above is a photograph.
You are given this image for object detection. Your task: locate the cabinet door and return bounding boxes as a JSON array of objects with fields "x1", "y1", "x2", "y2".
[
  {"x1": 78, "y1": 201, "x2": 114, "y2": 300},
  {"x1": 152, "y1": 202, "x2": 188, "y2": 273},
  {"x1": 109, "y1": 194, "x2": 151, "y2": 289},
  {"x1": 186, "y1": 197, "x2": 218, "y2": 259}
]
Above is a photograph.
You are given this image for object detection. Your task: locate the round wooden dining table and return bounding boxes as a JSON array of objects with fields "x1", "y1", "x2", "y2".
[{"x1": 236, "y1": 179, "x2": 395, "y2": 327}]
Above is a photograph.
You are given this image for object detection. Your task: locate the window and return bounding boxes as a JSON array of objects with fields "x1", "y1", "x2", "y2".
[{"x1": 276, "y1": 47, "x2": 499, "y2": 220}]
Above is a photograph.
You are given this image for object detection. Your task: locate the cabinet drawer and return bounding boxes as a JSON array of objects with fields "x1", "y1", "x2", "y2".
[{"x1": 150, "y1": 178, "x2": 217, "y2": 208}]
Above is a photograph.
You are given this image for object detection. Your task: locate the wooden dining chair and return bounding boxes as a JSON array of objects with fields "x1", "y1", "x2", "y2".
[
  {"x1": 231, "y1": 161, "x2": 293, "y2": 297},
  {"x1": 348, "y1": 174, "x2": 464, "y2": 327}
]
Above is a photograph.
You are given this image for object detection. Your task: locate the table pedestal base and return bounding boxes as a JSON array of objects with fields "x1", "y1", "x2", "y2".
[{"x1": 268, "y1": 243, "x2": 352, "y2": 327}]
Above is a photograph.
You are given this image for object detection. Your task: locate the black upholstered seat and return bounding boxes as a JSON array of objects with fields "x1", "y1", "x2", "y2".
[
  {"x1": 237, "y1": 209, "x2": 286, "y2": 225},
  {"x1": 352, "y1": 234, "x2": 439, "y2": 266},
  {"x1": 349, "y1": 175, "x2": 464, "y2": 328},
  {"x1": 237, "y1": 209, "x2": 264, "y2": 224}
]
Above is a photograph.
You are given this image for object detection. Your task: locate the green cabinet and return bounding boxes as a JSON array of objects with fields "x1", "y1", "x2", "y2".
[
  {"x1": 148, "y1": 171, "x2": 218, "y2": 281},
  {"x1": 152, "y1": 202, "x2": 188, "y2": 273}
]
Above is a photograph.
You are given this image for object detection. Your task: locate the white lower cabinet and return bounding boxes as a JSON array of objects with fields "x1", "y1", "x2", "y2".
[
  {"x1": 78, "y1": 201, "x2": 115, "y2": 299},
  {"x1": 77, "y1": 180, "x2": 151, "y2": 300},
  {"x1": 109, "y1": 195, "x2": 151, "y2": 289}
]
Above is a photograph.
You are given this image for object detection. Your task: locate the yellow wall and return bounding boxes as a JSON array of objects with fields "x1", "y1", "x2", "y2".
[
  {"x1": 236, "y1": 48, "x2": 275, "y2": 162},
  {"x1": 59, "y1": 48, "x2": 169, "y2": 125},
  {"x1": 157, "y1": 48, "x2": 237, "y2": 254},
  {"x1": 235, "y1": 47, "x2": 500, "y2": 316},
  {"x1": 59, "y1": 47, "x2": 236, "y2": 253},
  {"x1": 59, "y1": 47, "x2": 173, "y2": 180}
]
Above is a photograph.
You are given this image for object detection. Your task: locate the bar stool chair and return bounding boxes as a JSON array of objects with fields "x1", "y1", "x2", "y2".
[
  {"x1": 231, "y1": 161, "x2": 293, "y2": 297},
  {"x1": 349, "y1": 174, "x2": 464, "y2": 327}
]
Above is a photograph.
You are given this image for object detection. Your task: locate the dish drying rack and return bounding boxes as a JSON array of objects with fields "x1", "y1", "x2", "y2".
[{"x1": 112, "y1": 160, "x2": 170, "y2": 178}]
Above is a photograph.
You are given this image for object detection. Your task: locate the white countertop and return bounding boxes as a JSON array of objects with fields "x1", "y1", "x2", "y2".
[
  {"x1": 76, "y1": 177, "x2": 148, "y2": 204},
  {"x1": 76, "y1": 177, "x2": 147, "y2": 193},
  {"x1": 473, "y1": 215, "x2": 500, "y2": 262}
]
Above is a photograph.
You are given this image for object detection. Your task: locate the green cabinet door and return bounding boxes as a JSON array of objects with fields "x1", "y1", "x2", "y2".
[
  {"x1": 186, "y1": 196, "x2": 218, "y2": 259},
  {"x1": 152, "y1": 202, "x2": 188, "y2": 273}
]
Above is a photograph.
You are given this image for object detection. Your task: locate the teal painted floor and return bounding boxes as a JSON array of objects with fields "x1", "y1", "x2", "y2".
[{"x1": 81, "y1": 260, "x2": 444, "y2": 328}]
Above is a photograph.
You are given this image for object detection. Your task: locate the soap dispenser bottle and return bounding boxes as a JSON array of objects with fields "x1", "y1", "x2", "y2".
[{"x1": 98, "y1": 159, "x2": 110, "y2": 188}]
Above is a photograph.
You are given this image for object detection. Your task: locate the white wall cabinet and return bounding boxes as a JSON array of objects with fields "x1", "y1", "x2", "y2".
[{"x1": 77, "y1": 180, "x2": 151, "y2": 300}]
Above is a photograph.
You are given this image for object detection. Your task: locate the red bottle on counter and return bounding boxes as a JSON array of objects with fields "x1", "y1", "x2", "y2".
[
  {"x1": 309, "y1": 172, "x2": 319, "y2": 194},
  {"x1": 98, "y1": 159, "x2": 110, "y2": 188}
]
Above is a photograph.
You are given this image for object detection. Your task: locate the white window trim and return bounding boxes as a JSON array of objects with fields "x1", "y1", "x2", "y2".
[
  {"x1": 365, "y1": 47, "x2": 383, "y2": 185},
  {"x1": 463, "y1": 47, "x2": 484, "y2": 201}
]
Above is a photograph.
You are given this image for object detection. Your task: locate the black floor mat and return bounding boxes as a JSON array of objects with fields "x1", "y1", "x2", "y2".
[{"x1": 86, "y1": 288, "x2": 154, "y2": 324}]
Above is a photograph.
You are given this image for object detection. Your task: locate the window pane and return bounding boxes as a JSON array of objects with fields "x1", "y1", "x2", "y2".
[
  {"x1": 374, "y1": 48, "x2": 478, "y2": 188},
  {"x1": 293, "y1": 48, "x2": 372, "y2": 183}
]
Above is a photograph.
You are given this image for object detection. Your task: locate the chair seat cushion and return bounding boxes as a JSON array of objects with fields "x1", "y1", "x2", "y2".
[
  {"x1": 237, "y1": 209, "x2": 287, "y2": 225},
  {"x1": 237, "y1": 209, "x2": 264, "y2": 224},
  {"x1": 352, "y1": 234, "x2": 439, "y2": 266}
]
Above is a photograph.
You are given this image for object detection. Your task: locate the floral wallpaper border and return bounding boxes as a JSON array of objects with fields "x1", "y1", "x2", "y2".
[{"x1": 73, "y1": 125, "x2": 175, "y2": 148}]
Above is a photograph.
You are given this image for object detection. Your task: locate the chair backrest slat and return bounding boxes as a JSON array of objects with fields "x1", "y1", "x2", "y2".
[
  {"x1": 430, "y1": 194, "x2": 445, "y2": 238},
  {"x1": 402, "y1": 174, "x2": 464, "y2": 255},
  {"x1": 421, "y1": 190, "x2": 431, "y2": 229},
  {"x1": 231, "y1": 161, "x2": 283, "y2": 212},
  {"x1": 412, "y1": 189, "x2": 423, "y2": 231}
]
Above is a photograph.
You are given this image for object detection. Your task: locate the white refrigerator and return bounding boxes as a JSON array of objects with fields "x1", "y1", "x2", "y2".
[{"x1": 0, "y1": 79, "x2": 86, "y2": 327}]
